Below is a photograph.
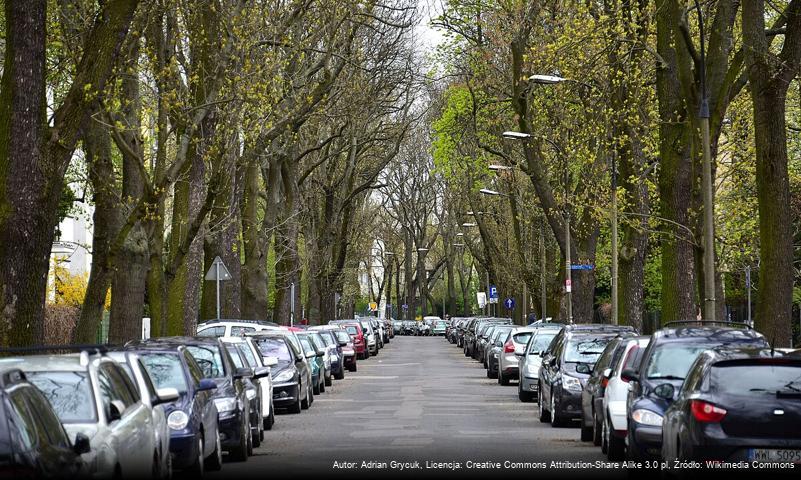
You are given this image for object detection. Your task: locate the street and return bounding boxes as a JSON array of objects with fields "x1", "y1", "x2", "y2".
[{"x1": 208, "y1": 336, "x2": 624, "y2": 478}]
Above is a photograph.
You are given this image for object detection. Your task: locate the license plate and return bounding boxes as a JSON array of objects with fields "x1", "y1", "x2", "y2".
[
  {"x1": 529, "y1": 384, "x2": 538, "y2": 391},
  {"x1": 749, "y1": 449, "x2": 801, "y2": 464}
]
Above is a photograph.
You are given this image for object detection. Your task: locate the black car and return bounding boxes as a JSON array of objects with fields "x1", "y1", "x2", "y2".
[
  {"x1": 0, "y1": 368, "x2": 89, "y2": 479},
  {"x1": 538, "y1": 324, "x2": 637, "y2": 427},
  {"x1": 177, "y1": 336, "x2": 254, "y2": 462},
  {"x1": 249, "y1": 332, "x2": 312, "y2": 413},
  {"x1": 661, "y1": 347, "x2": 801, "y2": 466},
  {"x1": 313, "y1": 328, "x2": 346, "y2": 380},
  {"x1": 622, "y1": 323, "x2": 769, "y2": 461},
  {"x1": 223, "y1": 340, "x2": 271, "y2": 448},
  {"x1": 125, "y1": 340, "x2": 223, "y2": 473},
  {"x1": 579, "y1": 335, "x2": 638, "y2": 442}
]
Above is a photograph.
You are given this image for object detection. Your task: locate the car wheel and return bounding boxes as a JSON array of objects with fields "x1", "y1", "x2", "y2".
[
  {"x1": 518, "y1": 382, "x2": 534, "y2": 402},
  {"x1": 320, "y1": 377, "x2": 326, "y2": 393},
  {"x1": 606, "y1": 416, "x2": 625, "y2": 461},
  {"x1": 189, "y1": 437, "x2": 204, "y2": 476},
  {"x1": 253, "y1": 415, "x2": 262, "y2": 448},
  {"x1": 313, "y1": 379, "x2": 321, "y2": 395},
  {"x1": 551, "y1": 393, "x2": 567, "y2": 427},
  {"x1": 335, "y1": 368, "x2": 345, "y2": 380},
  {"x1": 538, "y1": 386, "x2": 551, "y2": 423},
  {"x1": 264, "y1": 402, "x2": 275, "y2": 429},
  {"x1": 205, "y1": 431, "x2": 223, "y2": 471},
  {"x1": 229, "y1": 418, "x2": 249, "y2": 462},
  {"x1": 305, "y1": 384, "x2": 313, "y2": 408},
  {"x1": 500, "y1": 370, "x2": 510, "y2": 386},
  {"x1": 580, "y1": 423, "x2": 593, "y2": 442},
  {"x1": 300, "y1": 383, "x2": 310, "y2": 410},
  {"x1": 246, "y1": 420, "x2": 254, "y2": 457},
  {"x1": 290, "y1": 390, "x2": 303, "y2": 414},
  {"x1": 601, "y1": 414, "x2": 609, "y2": 454},
  {"x1": 349, "y1": 362, "x2": 357, "y2": 372},
  {"x1": 593, "y1": 410, "x2": 603, "y2": 446}
]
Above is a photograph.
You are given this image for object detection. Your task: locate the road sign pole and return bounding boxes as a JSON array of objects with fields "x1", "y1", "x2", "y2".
[
  {"x1": 290, "y1": 282, "x2": 295, "y2": 327},
  {"x1": 215, "y1": 261, "x2": 221, "y2": 320}
]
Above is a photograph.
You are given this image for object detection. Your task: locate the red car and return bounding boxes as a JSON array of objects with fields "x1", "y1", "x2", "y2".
[{"x1": 341, "y1": 322, "x2": 369, "y2": 360}]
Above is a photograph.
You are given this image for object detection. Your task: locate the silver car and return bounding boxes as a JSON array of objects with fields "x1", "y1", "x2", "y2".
[
  {"x1": 0, "y1": 351, "x2": 166, "y2": 478},
  {"x1": 498, "y1": 326, "x2": 540, "y2": 385},
  {"x1": 517, "y1": 328, "x2": 561, "y2": 401},
  {"x1": 107, "y1": 351, "x2": 178, "y2": 478}
]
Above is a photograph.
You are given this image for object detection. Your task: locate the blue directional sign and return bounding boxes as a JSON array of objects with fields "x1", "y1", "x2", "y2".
[
  {"x1": 504, "y1": 298, "x2": 515, "y2": 310},
  {"x1": 402, "y1": 304, "x2": 409, "y2": 310},
  {"x1": 489, "y1": 285, "x2": 499, "y2": 299},
  {"x1": 570, "y1": 264, "x2": 594, "y2": 270}
]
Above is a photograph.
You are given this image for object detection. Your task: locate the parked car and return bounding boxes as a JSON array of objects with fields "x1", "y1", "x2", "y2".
[
  {"x1": 486, "y1": 325, "x2": 515, "y2": 379},
  {"x1": 0, "y1": 367, "x2": 89, "y2": 479},
  {"x1": 221, "y1": 338, "x2": 271, "y2": 447},
  {"x1": 310, "y1": 327, "x2": 347, "y2": 380},
  {"x1": 662, "y1": 347, "x2": 801, "y2": 465},
  {"x1": 622, "y1": 323, "x2": 769, "y2": 461},
  {"x1": 332, "y1": 329, "x2": 357, "y2": 372},
  {"x1": 296, "y1": 333, "x2": 326, "y2": 395},
  {"x1": 498, "y1": 326, "x2": 541, "y2": 386},
  {"x1": 473, "y1": 319, "x2": 511, "y2": 362},
  {"x1": 308, "y1": 331, "x2": 333, "y2": 387},
  {"x1": 248, "y1": 332, "x2": 312, "y2": 413},
  {"x1": 578, "y1": 335, "x2": 637, "y2": 442},
  {"x1": 518, "y1": 327, "x2": 561, "y2": 402},
  {"x1": 600, "y1": 336, "x2": 650, "y2": 459},
  {"x1": 393, "y1": 321, "x2": 403, "y2": 335},
  {"x1": 107, "y1": 350, "x2": 178, "y2": 478},
  {"x1": 402, "y1": 321, "x2": 416, "y2": 336},
  {"x1": 3, "y1": 350, "x2": 166, "y2": 478},
  {"x1": 356, "y1": 320, "x2": 379, "y2": 356},
  {"x1": 179, "y1": 337, "x2": 254, "y2": 462},
  {"x1": 477, "y1": 324, "x2": 499, "y2": 365},
  {"x1": 538, "y1": 324, "x2": 637, "y2": 427},
  {"x1": 337, "y1": 322, "x2": 368, "y2": 360},
  {"x1": 124, "y1": 340, "x2": 222, "y2": 474},
  {"x1": 196, "y1": 319, "x2": 279, "y2": 338}
]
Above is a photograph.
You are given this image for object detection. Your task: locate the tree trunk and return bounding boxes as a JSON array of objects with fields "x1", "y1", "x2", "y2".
[{"x1": 274, "y1": 208, "x2": 301, "y2": 324}]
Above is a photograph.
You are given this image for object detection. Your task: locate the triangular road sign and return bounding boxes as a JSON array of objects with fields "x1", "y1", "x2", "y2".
[{"x1": 205, "y1": 256, "x2": 232, "y2": 281}]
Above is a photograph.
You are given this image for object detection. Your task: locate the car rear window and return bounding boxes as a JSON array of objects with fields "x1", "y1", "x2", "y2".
[
  {"x1": 528, "y1": 333, "x2": 556, "y2": 354},
  {"x1": 513, "y1": 332, "x2": 533, "y2": 345},
  {"x1": 186, "y1": 345, "x2": 225, "y2": 379},
  {"x1": 564, "y1": 337, "x2": 613, "y2": 363},
  {"x1": 26, "y1": 371, "x2": 97, "y2": 423},
  {"x1": 345, "y1": 325, "x2": 359, "y2": 335},
  {"x1": 711, "y1": 362, "x2": 801, "y2": 396},
  {"x1": 645, "y1": 344, "x2": 713, "y2": 380},
  {"x1": 140, "y1": 353, "x2": 189, "y2": 393}
]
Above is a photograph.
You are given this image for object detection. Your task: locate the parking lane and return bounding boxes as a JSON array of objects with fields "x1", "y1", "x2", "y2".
[{"x1": 206, "y1": 335, "x2": 623, "y2": 478}]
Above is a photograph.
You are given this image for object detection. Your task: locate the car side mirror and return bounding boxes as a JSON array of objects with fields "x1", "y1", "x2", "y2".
[
  {"x1": 198, "y1": 378, "x2": 217, "y2": 391},
  {"x1": 305, "y1": 352, "x2": 316, "y2": 359},
  {"x1": 107, "y1": 400, "x2": 125, "y2": 422},
  {"x1": 621, "y1": 369, "x2": 639, "y2": 383},
  {"x1": 153, "y1": 387, "x2": 180, "y2": 406},
  {"x1": 547, "y1": 357, "x2": 557, "y2": 366},
  {"x1": 653, "y1": 383, "x2": 675, "y2": 400},
  {"x1": 234, "y1": 367, "x2": 253, "y2": 379},
  {"x1": 575, "y1": 363, "x2": 592, "y2": 374},
  {"x1": 253, "y1": 366, "x2": 271, "y2": 379},
  {"x1": 73, "y1": 432, "x2": 91, "y2": 455},
  {"x1": 263, "y1": 356, "x2": 278, "y2": 367}
]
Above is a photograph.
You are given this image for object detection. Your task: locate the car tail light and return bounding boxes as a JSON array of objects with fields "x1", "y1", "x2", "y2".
[
  {"x1": 601, "y1": 377, "x2": 609, "y2": 388},
  {"x1": 691, "y1": 400, "x2": 727, "y2": 423},
  {"x1": 504, "y1": 340, "x2": 515, "y2": 353}
]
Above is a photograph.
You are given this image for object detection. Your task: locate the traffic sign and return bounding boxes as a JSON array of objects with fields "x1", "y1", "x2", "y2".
[
  {"x1": 504, "y1": 298, "x2": 515, "y2": 310},
  {"x1": 565, "y1": 279, "x2": 572, "y2": 293},
  {"x1": 489, "y1": 285, "x2": 498, "y2": 299},
  {"x1": 402, "y1": 304, "x2": 409, "y2": 310},
  {"x1": 570, "y1": 264, "x2": 594, "y2": 270},
  {"x1": 369, "y1": 302, "x2": 378, "y2": 311},
  {"x1": 204, "y1": 256, "x2": 232, "y2": 280},
  {"x1": 477, "y1": 292, "x2": 487, "y2": 308}
]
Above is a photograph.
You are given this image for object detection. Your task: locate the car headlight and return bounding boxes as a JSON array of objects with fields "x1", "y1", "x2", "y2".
[
  {"x1": 524, "y1": 364, "x2": 539, "y2": 377},
  {"x1": 562, "y1": 375, "x2": 583, "y2": 392},
  {"x1": 273, "y1": 370, "x2": 295, "y2": 383},
  {"x1": 632, "y1": 409, "x2": 663, "y2": 427},
  {"x1": 167, "y1": 410, "x2": 189, "y2": 430},
  {"x1": 214, "y1": 397, "x2": 239, "y2": 414}
]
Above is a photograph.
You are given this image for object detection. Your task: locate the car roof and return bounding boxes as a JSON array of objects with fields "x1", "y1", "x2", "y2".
[
  {"x1": 703, "y1": 346, "x2": 801, "y2": 363},
  {"x1": 652, "y1": 326, "x2": 766, "y2": 343},
  {"x1": 198, "y1": 319, "x2": 279, "y2": 327},
  {"x1": 564, "y1": 323, "x2": 637, "y2": 332}
]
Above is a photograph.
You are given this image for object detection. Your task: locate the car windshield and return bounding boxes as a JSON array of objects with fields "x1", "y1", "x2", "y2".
[
  {"x1": 494, "y1": 328, "x2": 512, "y2": 345},
  {"x1": 334, "y1": 331, "x2": 350, "y2": 343},
  {"x1": 528, "y1": 333, "x2": 556, "y2": 354},
  {"x1": 224, "y1": 344, "x2": 245, "y2": 368},
  {"x1": 564, "y1": 337, "x2": 613, "y2": 363},
  {"x1": 299, "y1": 337, "x2": 315, "y2": 355},
  {"x1": 345, "y1": 325, "x2": 359, "y2": 335},
  {"x1": 645, "y1": 344, "x2": 714, "y2": 380},
  {"x1": 712, "y1": 363, "x2": 801, "y2": 395},
  {"x1": 513, "y1": 332, "x2": 533, "y2": 345},
  {"x1": 186, "y1": 345, "x2": 225, "y2": 378},
  {"x1": 237, "y1": 343, "x2": 258, "y2": 367},
  {"x1": 139, "y1": 353, "x2": 189, "y2": 393},
  {"x1": 319, "y1": 333, "x2": 335, "y2": 347},
  {"x1": 255, "y1": 338, "x2": 292, "y2": 362},
  {"x1": 27, "y1": 371, "x2": 97, "y2": 423}
]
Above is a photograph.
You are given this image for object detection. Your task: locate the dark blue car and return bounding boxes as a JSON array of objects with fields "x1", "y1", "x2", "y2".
[
  {"x1": 621, "y1": 323, "x2": 769, "y2": 461},
  {"x1": 124, "y1": 341, "x2": 222, "y2": 474}
]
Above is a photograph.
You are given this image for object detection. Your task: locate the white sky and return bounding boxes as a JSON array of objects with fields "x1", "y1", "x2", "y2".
[{"x1": 416, "y1": 0, "x2": 446, "y2": 51}]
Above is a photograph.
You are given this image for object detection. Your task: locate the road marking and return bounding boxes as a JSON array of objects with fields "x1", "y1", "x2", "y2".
[
  {"x1": 349, "y1": 375, "x2": 399, "y2": 379},
  {"x1": 357, "y1": 363, "x2": 421, "y2": 367}
]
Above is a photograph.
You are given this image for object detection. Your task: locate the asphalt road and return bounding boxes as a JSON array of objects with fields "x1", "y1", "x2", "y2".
[{"x1": 206, "y1": 335, "x2": 628, "y2": 479}]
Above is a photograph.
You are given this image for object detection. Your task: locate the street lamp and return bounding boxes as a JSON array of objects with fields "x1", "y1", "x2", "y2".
[
  {"x1": 691, "y1": 0, "x2": 717, "y2": 321},
  {"x1": 479, "y1": 188, "x2": 507, "y2": 197},
  {"x1": 528, "y1": 74, "x2": 565, "y2": 84}
]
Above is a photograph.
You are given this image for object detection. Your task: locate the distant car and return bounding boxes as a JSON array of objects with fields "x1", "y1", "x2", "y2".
[
  {"x1": 392, "y1": 321, "x2": 403, "y2": 335},
  {"x1": 220, "y1": 337, "x2": 276, "y2": 430},
  {"x1": 0, "y1": 367, "x2": 89, "y2": 479},
  {"x1": 538, "y1": 324, "x2": 637, "y2": 427},
  {"x1": 221, "y1": 338, "x2": 273, "y2": 448},
  {"x1": 196, "y1": 319, "x2": 280, "y2": 338},
  {"x1": 123, "y1": 340, "x2": 222, "y2": 474},
  {"x1": 1, "y1": 349, "x2": 171, "y2": 478},
  {"x1": 332, "y1": 329, "x2": 357, "y2": 372},
  {"x1": 296, "y1": 333, "x2": 326, "y2": 396},
  {"x1": 498, "y1": 326, "x2": 541, "y2": 385},
  {"x1": 308, "y1": 331, "x2": 334, "y2": 387},
  {"x1": 107, "y1": 350, "x2": 178, "y2": 478},
  {"x1": 179, "y1": 337, "x2": 254, "y2": 462},
  {"x1": 623, "y1": 323, "x2": 769, "y2": 461},
  {"x1": 310, "y1": 327, "x2": 347, "y2": 380},
  {"x1": 518, "y1": 326, "x2": 561, "y2": 402},
  {"x1": 579, "y1": 335, "x2": 637, "y2": 442},
  {"x1": 338, "y1": 322, "x2": 368, "y2": 360},
  {"x1": 600, "y1": 336, "x2": 650, "y2": 459},
  {"x1": 248, "y1": 332, "x2": 312, "y2": 413},
  {"x1": 662, "y1": 347, "x2": 801, "y2": 465},
  {"x1": 486, "y1": 325, "x2": 515, "y2": 379}
]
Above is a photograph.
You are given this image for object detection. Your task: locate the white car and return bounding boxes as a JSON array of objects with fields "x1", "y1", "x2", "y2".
[
  {"x1": 1, "y1": 351, "x2": 168, "y2": 478},
  {"x1": 498, "y1": 326, "x2": 539, "y2": 385},
  {"x1": 221, "y1": 336, "x2": 277, "y2": 430},
  {"x1": 601, "y1": 336, "x2": 650, "y2": 460},
  {"x1": 107, "y1": 351, "x2": 178, "y2": 479},
  {"x1": 197, "y1": 320, "x2": 280, "y2": 338}
]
